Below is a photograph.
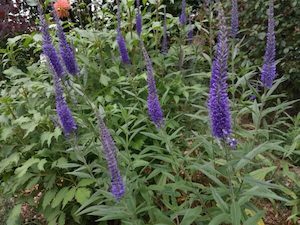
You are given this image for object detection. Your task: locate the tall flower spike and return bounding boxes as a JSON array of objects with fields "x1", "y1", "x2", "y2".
[
  {"x1": 161, "y1": 6, "x2": 168, "y2": 54},
  {"x1": 116, "y1": 0, "x2": 131, "y2": 64},
  {"x1": 52, "y1": 7, "x2": 79, "y2": 75},
  {"x1": 261, "y1": 0, "x2": 276, "y2": 88},
  {"x1": 208, "y1": 6, "x2": 232, "y2": 139},
  {"x1": 53, "y1": 71, "x2": 77, "y2": 135},
  {"x1": 96, "y1": 112, "x2": 125, "y2": 201},
  {"x1": 38, "y1": 6, "x2": 64, "y2": 78},
  {"x1": 179, "y1": 0, "x2": 186, "y2": 25},
  {"x1": 136, "y1": 0, "x2": 142, "y2": 36},
  {"x1": 231, "y1": 0, "x2": 239, "y2": 38},
  {"x1": 141, "y1": 42, "x2": 164, "y2": 127}
]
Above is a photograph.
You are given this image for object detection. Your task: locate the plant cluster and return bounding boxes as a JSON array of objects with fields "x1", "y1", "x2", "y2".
[{"x1": 0, "y1": 0, "x2": 299, "y2": 225}]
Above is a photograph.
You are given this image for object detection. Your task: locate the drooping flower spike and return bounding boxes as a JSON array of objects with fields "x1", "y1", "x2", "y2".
[
  {"x1": 208, "y1": 6, "x2": 232, "y2": 140},
  {"x1": 261, "y1": 0, "x2": 276, "y2": 88},
  {"x1": 38, "y1": 5, "x2": 64, "y2": 78},
  {"x1": 141, "y1": 41, "x2": 164, "y2": 128},
  {"x1": 116, "y1": 0, "x2": 131, "y2": 64},
  {"x1": 96, "y1": 111, "x2": 125, "y2": 201},
  {"x1": 136, "y1": 0, "x2": 142, "y2": 36},
  {"x1": 179, "y1": 0, "x2": 187, "y2": 25},
  {"x1": 52, "y1": 7, "x2": 79, "y2": 75},
  {"x1": 231, "y1": 0, "x2": 239, "y2": 38}
]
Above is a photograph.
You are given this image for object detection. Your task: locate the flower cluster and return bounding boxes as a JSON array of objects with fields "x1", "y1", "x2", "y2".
[
  {"x1": 208, "y1": 6, "x2": 232, "y2": 140},
  {"x1": 39, "y1": 6, "x2": 77, "y2": 135},
  {"x1": 136, "y1": 0, "x2": 142, "y2": 36},
  {"x1": 53, "y1": 0, "x2": 71, "y2": 19},
  {"x1": 179, "y1": 0, "x2": 187, "y2": 25},
  {"x1": 97, "y1": 114, "x2": 125, "y2": 201},
  {"x1": 117, "y1": 0, "x2": 131, "y2": 64},
  {"x1": 141, "y1": 42, "x2": 164, "y2": 128},
  {"x1": 261, "y1": 0, "x2": 276, "y2": 88},
  {"x1": 52, "y1": 8, "x2": 79, "y2": 75},
  {"x1": 231, "y1": 0, "x2": 239, "y2": 38}
]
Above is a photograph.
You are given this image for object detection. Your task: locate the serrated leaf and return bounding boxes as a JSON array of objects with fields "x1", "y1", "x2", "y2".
[
  {"x1": 52, "y1": 187, "x2": 69, "y2": 208},
  {"x1": 15, "y1": 158, "x2": 40, "y2": 178},
  {"x1": 58, "y1": 212, "x2": 66, "y2": 225},
  {"x1": 63, "y1": 187, "x2": 77, "y2": 208},
  {"x1": 43, "y1": 189, "x2": 57, "y2": 209},
  {"x1": 37, "y1": 159, "x2": 47, "y2": 171}
]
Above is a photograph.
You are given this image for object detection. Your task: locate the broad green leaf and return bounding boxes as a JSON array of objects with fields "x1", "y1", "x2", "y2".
[
  {"x1": 75, "y1": 188, "x2": 91, "y2": 205},
  {"x1": 249, "y1": 166, "x2": 277, "y2": 180},
  {"x1": 208, "y1": 213, "x2": 230, "y2": 225}
]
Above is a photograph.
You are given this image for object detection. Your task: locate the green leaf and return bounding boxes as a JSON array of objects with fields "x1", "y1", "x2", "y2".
[
  {"x1": 63, "y1": 187, "x2": 77, "y2": 208},
  {"x1": 43, "y1": 189, "x2": 57, "y2": 209},
  {"x1": 7, "y1": 204, "x2": 21, "y2": 225},
  {"x1": 244, "y1": 210, "x2": 264, "y2": 225},
  {"x1": 75, "y1": 188, "x2": 91, "y2": 205},
  {"x1": 211, "y1": 187, "x2": 229, "y2": 213},
  {"x1": 230, "y1": 201, "x2": 241, "y2": 225},
  {"x1": 78, "y1": 179, "x2": 95, "y2": 187},
  {"x1": 52, "y1": 187, "x2": 69, "y2": 208},
  {"x1": 249, "y1": 166, "x2": 277, "y2": 180},
  {"x1": 236, "y1": 142, "x2": 284, "y2": 171},
  {"x1": 179, "y1": 207, "x2": 202, "y2": 225},
  {"x1": 14, "y1": 158, "x2": 40, "y2": 178},
  {"x1": 58, "y1": 212, "x2": 66, "y2": 225},
  {"x1": 208, "y1": 213, "x2": 230, "y2": 225}
]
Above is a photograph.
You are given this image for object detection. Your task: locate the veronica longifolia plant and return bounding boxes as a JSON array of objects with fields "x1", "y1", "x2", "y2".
[
  {"x1": 141, "y1": 42, "x2": 164, "y2": 128},
  {"x1": 179, "y1": 0, "x2": 186, "y2": 25},
  {"x1": 116, "y1": 0, "x2": 131, "y2": 64},
  {"x1": 39, "y1": 7, "x2": 64, "y2": 78},
  {"x1": 208, "y1": 6, "x2": 236, "y2": 148},
  {"x1": 97, "y1": 112, "x2": 125, "y2": 201},
  {"x1": 231, "y1": 0, "x2": 239, "y2": 38},
  {"x1": 135, "y1": 0, "x2": 142, "y2": 37},
  {"x1": 261, "y1": 0, "x2": 276, "y2": 88},
  {"x1": 52, "y1": 7, "x2": 79, "y2": 75}
]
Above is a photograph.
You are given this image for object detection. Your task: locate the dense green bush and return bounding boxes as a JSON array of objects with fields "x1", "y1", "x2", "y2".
[{"x1": 0, "y1": 1, "x2": 299, "y2": 225}]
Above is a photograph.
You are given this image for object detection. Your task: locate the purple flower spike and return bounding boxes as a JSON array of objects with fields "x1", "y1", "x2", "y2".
[
  {"x1": 261, "y1": 0, "x2": 276, "y2": 88},
  {"x1": 161, "y1": 7, "x2": 168, "y2": 54},
  {"x1": 53, "y1": 74, "x2": 77, "y2": 135},
  {"x1": 97, "y1": 114, "x2": 125, "y2": 201},
  {"x1": 52, "y1": 8, "x2": 79, "y2": 76},
  {"x1": 117, "y1": 32, "x2": 131, "y2": 64},
  {"x1": 116, "y1": 0, "x2": 131, "y2": 64},
  {"x1": 231, "y1": 0, "x2": 239, "y2": 38},
  {"x1": 136, "y1": 0, "x2": 142, "y2": 36},
  {"x1": 208, "y1": 6, "x2": 232, "y2": 139},
  {"x1": 179, "y1": 0, "x2": 187, "y2": 25},
  {"x1": 39, "y1": 7, "x2": 64, "y2": 78},
  {"x1": 141, "y1": 42, "x2": 164, "y2": 127}
]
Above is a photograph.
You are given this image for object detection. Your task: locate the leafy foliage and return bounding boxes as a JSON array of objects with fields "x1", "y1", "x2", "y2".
[{"x1": 0, "y1": 1, "x2": 299, "y2": 225}]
